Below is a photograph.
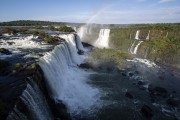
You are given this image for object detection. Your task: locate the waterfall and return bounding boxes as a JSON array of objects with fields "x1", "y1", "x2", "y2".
[
  {"x1": 77, "y1": 27, "x2": 85, "y2": 39},
  {"x1": 144, "y1": 47, "x2": 150, "y2": 59},
  {"x1": 135, "y1": 30, "x2": 140, "y2": 40},
  {"x1": 73, "y1": 27, "x2": 77, "y2": 32},
  {"x1": 133, "y1": 41, "x2": 143, "y2": 54},
  {"x1": 58, "y1": 34, "x2": 83, "y2": 64},
  {"x1": 95, "y1": 29, "x2": 110, "y2": 48},
  {"x1": 130, "y1": 40, "x2": 136, "y2": 54},
  {"x1": 39, "y1": 34, "x2": 100, "y2": 115},
  {"x1": 129, "y1": 33, "x2": 132, "y2": 40},
  {"x1": 146, "y1": 30, "x2": 150, "y2": 40},
  {"x1": 166, "y1": 32, "x2": 168, "y2": 38},
  {"x1": 75, "y1": 34, "x2": 86, "y2": 52},
  {"x1": 7, "y1": 83, "x2": 52, "y2": 120}
]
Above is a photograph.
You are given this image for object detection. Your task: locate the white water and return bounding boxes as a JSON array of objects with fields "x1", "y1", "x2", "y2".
[
  {"x1": 146, "y1": 31, "x2": 150, "y2": 40},
  {"x1": 166, "y1": 32, "x2": 168, "y2": 38},
  {"x1": 75, "y1": 34, "x2": 86, "y2": 52},
  {"x1": 0, "y1": 35, "x2": 52, "y2": 60},
  {"x1": 7, "y1": 83, "x2": 52, "y2": 120},
  {"x1": 77, "y1": 26, "x2": 92, "y2": 40},
  {"x1": 135, "y1": 30, "x2": 140, "y2": 40},
  {"x1": 133, "y1": 41, "x2": 143, "y2": 54},
  {"x1": 95, "y1": 29, "x2": 110, "y2": 48},
  {"x1": 0, "y1": 35, "x2": 50, "y2": 49},
  {"x1": 130, "y1": 40, "x2": 136, "y2": 54},
  {"x1": 127, "y1": 58, "x2": 158, "y2": 68},
  {"x1": 39, "y1": 34, "x2": 100, "y2": 115}
]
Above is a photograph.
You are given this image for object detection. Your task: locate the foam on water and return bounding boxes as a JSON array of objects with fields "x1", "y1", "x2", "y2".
[
  {"x1": 0, "y1": 35, "x2": 51, "y2": 50},
  {"x1": 127, "y1": 58, "x2": 159, "y2": 68}
]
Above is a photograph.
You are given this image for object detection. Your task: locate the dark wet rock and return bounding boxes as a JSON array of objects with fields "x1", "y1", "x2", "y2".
[
  {"x1": 77, "y1": 50, "x2": 84, "y2": 55},
  {"x1": 135, "y1": 71, "x2": 139, "y2": 74},
  {"x1": 121, "y1": 72, "x2": 127, "y2": 76},
  {"x1": 0, "y1": 60, "x2": 11, "y2": 76},
  {"x1": 0, "y1": 59, "x2": 10, "y2": 69},
  {"x1": 107, "y1": 66, "x2": 114, "y2": 72},
  {"x1": 82, "y1": 42, "x2": 93, "y2": 47},
  {"x1": 167, "y1": 98, "x2": 178, "y2": 107},
  {"x1": 7, "y1": 42, "x2": 15, "y2": 45},
  {"x1": 52, "y1": 99, "x2": 71, "y2": 120},
  {"x1": 0, "y1": 48, "x2": 11, "y2": 55},
  {"x1": 128, "y1": 72, "x2": 134, "y2": 77},
  {"x1": 125, "y1": 91, "x2": 133, "y2": 99},
  {"x1": 137, "y1": 81, "x2": 144, "y2": 86},
  {"x1": 141, "y1": 105, "x2": 153, "y2": 118},
  {"x1": 158, "y1": 76, "x2": 164, "y2": 80},
  {"x1": 172, "y1": 91, "x2": 176, "y2": 94},
  {"x1": 79, "y1": 62, "x2": 93, "y2": 69},
  {"x1": 149, "y1": 86, "x2": 167, "y2": 97}
]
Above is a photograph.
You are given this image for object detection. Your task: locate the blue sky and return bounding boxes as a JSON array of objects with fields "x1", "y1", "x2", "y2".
[{"x1": 0, "y1": 0, "x2": 180, "y2": 24}]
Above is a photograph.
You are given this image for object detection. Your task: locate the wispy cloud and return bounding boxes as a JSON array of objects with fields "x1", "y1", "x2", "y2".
[{"x1": 159, "y1": 0, "x2": 176, "y2": 3}]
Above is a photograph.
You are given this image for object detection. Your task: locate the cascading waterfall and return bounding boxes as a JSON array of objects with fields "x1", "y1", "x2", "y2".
[
  {"x1": 144, "y1": 47, "x2": 150, "y2": 59},
  {"x1": 133, "y1": 41, "x2": 143, "y2": 54},
  {"x1": 7, "y1": 83, "x2": 52, "y2": 120},
  {"x1": 135, "y1": 30, "x2": 140, "y2": 40},
  {"x1": 146, "y1": 30, "x2": 150, "y2": 40},
  {"x1": 75, "y1": 34, "x2": 86, "y2": 52},
  {"x1": 95, "y1": 29, "x2": 110, "y2": 48},
  {"x1": 130, "y1": 40, "x2": 136, "y2": 54},
  {"x1": 129, "y1": 30, "x2": 143, "y2": 54},
  {"x1": 166, "y1": 32, "x2": 168, "y2": 38},
  {"x1": 39, "y1": 34, "x2": 100, "y2": 115},
  {"x1": 129, "y1": 33, "x2": 132, "y2": 40}
]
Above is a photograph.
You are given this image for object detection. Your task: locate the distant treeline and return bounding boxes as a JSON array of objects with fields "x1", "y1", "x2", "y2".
[{"x1": 0, "y1": 20, "x2": 82, "y2": 26}]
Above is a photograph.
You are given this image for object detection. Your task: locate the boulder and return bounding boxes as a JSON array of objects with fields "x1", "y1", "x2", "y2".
[
  {"x1": 125, "y1": 91, "x2": 133, "y2": 99},
  {"x1": 141, "y1": 105, "x2": 153, "y2": 118},
  {"x1": 167, "y1": 98, "x2": 178, "y2": 107},
  {"x1": 128, "y1": 72, "x2": 134, "y2": 77},
  {"x1": 77, "y1": 50, "x2": 84, "y2": 55},
  {"x1": 149, "y1": 86, "x2": 167, "y2": 97},
  {"x1": 7, "y1": 42, "x2": 15, "y2": 45},
  {"x1": 137, "y1": 81, "x2": 144, "y2": 86},
  {"x1": 0, "y1": 59, "x2": 10, "y2": 69},
  {"x1": 79, "y1": 63, "x2": 93, "y2": 69},
  {"x1": 121, "y1": 72, "x2": 127, "y2": 76},
  {"x1": 0, "y1": 48, "x2": 11, "y2": 55}
]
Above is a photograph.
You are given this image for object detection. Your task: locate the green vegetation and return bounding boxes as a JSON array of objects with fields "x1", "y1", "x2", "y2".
[
  {"x1": 38, "y1": 31, "x2": 59, "y2": 43},
  {"x1": 1, "y1": 28, "x2": 17, "y2": 35},
  {"x1": 109, "y1": 28, "x2": 136, "y2": 51},
  {"x1": 0, "y1": 20, "x2": 65, "y2": 26},
  {"x1": 57, "y1": 26, "x2": 75, "y2": 32},
  {"x1": 15, "y1": 63, "x2": 24, "y2": 70},
  {"x1": 109, "y1": 24, "x2": 180, "y2": 67},
  {"x1": 90, "y1": 48, "x2": 133, "y2": 69}
]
